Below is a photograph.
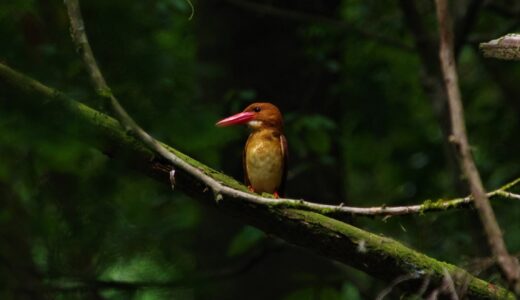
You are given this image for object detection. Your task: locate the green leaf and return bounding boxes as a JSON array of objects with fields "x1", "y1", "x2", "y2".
[
  {"x1": 340, "y1": 282, "x2": 362, "y2": 300},
  {"x1": 227, "y1": 226, "x2": 265, "y2": 257}
]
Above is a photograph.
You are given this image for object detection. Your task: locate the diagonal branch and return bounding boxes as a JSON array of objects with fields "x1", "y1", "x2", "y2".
[
  {"x1": 62, "y1": 0, "x2": 520, "y2": 221},
  {"x1": 434, "y1": 0, "x2": 520, "y2": 294},
  {"x1": 64, "y1": 0, "x2": 230, "y2": 203},
  {"x1": 0, "y1": 62, "x2": 515, "y2": 299}
]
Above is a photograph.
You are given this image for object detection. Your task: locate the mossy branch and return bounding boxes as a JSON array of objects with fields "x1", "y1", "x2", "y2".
[
  {"x1": 0, "y1": 62, "x2": 515, "y2": 299},
  {"x1": 436, "y1": 1, "x2": 520, "y2": 291}
]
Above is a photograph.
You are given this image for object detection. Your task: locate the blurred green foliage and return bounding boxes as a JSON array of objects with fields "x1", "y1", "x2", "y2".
[{"x1": 1, "y1": 0, "x2": 520, "y2": 299}]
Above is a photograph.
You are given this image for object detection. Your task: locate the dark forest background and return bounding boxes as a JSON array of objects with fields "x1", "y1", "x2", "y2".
[{"x1": 1, "y1": 0, "x2": 520, "y2": 299}]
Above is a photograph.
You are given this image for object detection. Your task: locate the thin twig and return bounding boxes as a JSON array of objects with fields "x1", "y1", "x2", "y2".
[
  {"x1": 65, "y1": 0, "x2": 227, "y2": 202},
  {"x1": 0, "y1": 61, "x2": 517, "y2": 299},
  {"x1": 375, "y1": 273, "x2": 420, "y2": 300},
  {"x1": 63, "y1": 0, "x2": 520, "y2": 225},
  {"x1": 434, "y1": 0, "x2": 520, "y2": 293},
  {"x1": 427, "y1": 288, "x2": 440, "y2": 300},
  {"x1": 417, "y1": 275, "x2": 431, "y2": 298},
  {"x1": 442, "y1": 269, "x2": 459, "y2": 300},
  {"x1": 269, "y1": 180, "x2": 519, "y2": 218},
  {"x1": 186, "y1": 0, "x2": 194, "y2": 20},
  {"x1": 466, "y1": 252, "x2": 520, "y2": 276},
  {"x1": 496, "y1": 191, "x2": 520, "y2": 201}
]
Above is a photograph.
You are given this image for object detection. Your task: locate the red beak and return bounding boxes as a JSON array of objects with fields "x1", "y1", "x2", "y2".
[{"x1": 216, "y1": 112, "x2": 255, "y2": 127}]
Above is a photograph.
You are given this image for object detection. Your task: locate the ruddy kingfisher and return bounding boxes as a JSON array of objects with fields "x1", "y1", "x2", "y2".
[{"x1": 216, "y1": 103, "x2": 288, "y2": 198}]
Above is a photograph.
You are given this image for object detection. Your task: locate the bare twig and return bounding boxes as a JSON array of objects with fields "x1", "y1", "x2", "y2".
[
  {"x1": 442, "y1": 269, "x2": 459, "y2": 300},
  {"x1": 3, "y1": 42, "x2": 520, "y2": 225},
  {"x1": 416, "y1": 275, "x2": 431, "y2": 297},
  {"x1": 425, "y1": 269, "x2": 462, "y2": 300},
  {"x1": 434, "y1": 0, "x2": 520, "y2": 293},
  {"x1": 496, "y1": 191, "x2": 520, "y2": 201},
  {"x1": 375, "y1": 273, "x2": 420, "y2": 300},
  {"x1": 427, "y1": 288, "x2": 440, "y2": 300},
  {"x1": 186, "y1": 0, "x2": 194, "y2": 20},
  {"x1": 46, "y1": 0, "x2": 520, "y2": 225},
  {"x1": 63, "y1": 0, "x2": 520, "y2": 222},
  {"x1": 65, "y1": 0, "x2": 229, "y2": 203},
  {"x1": 0, "y1": 62, "x2": 516, "y2": 299},
  {"x1": 269, "y1": 180, "x2": 520, "y2": 218},
  {"x1": 467, "y1": 252, "x2": 520, "y2": 276}
]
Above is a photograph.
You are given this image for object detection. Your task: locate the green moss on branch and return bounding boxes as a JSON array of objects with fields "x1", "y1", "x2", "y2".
[{"x1": 0, "y1": 62, "x2": 514, "y2": 299}]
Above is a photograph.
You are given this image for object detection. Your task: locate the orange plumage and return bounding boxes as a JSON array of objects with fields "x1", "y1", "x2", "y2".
[{"x1": 216, "y1": 103, "x2": 288, "y2": 198}]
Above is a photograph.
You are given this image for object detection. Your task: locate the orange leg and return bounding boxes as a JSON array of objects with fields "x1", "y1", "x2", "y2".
[{"x1": 248, "y1": 186, "x2": 280, "y2": 199}]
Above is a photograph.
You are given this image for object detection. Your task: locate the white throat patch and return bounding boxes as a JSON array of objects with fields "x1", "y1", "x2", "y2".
[{"x1": 248, "y1": 120, "x2": 262, "y2": 129}]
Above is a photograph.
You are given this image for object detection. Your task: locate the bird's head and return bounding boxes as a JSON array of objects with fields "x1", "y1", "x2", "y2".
[{"x1": 216, "y1": 102, "x2": 283, "y2": 130}]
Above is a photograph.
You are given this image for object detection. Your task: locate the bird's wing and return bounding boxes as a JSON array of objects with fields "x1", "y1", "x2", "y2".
[
  {"x1": 243, "y1": 134, "x2": 251, "y2": 187},
  {"x1": 279, "y1": 134, "x2": 289, "y2": 197}
]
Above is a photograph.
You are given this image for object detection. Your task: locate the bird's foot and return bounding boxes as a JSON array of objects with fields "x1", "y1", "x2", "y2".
[
  {"x1": 273, "y1": 192, "x2": 280, "y2": 199},
  {"x1": 247, "y1": 185, "x2": 255, "y2": 193}
]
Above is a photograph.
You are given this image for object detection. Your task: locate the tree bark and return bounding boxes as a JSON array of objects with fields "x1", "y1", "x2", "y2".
[
  {"x1": 480, "y1": 34, "x2": 520, "y2": 61},
  {"x1": 0, "y1": 62, "x2": 514, "y2": 299},
  {"x1": 435, "y1": 1, "x2": 520, "y2": 292}
]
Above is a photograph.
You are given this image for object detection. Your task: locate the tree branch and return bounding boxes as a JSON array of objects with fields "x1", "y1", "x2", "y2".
[
  {"x1": 435, "y1": 0, "x2": 520, "y2": 293},
  {"x1": 64, "y1": 0, "x2": 232, "y2": 205},
  {"x1": 36, "y1": 0, "x2": 520, "y2": 223},
  {"x1": 480, "y1": 34, "x2": 520, "y2": 61},
  {"x1": 0, "y1": 62, "x2": 514, "y2": 299}
]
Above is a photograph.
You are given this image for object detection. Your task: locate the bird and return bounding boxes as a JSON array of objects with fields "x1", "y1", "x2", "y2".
[{"x1": 216, "y1": 102, "x2": 288, "y2": 198}]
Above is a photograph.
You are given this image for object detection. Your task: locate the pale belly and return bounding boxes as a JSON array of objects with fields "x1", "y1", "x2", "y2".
[{"x1": 245, "y1": 139, "x2": 283, "y2": 194}]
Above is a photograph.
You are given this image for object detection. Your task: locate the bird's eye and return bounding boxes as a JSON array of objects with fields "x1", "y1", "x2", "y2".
[{"x1": 253, "y1": 107, "x2": 261, "y2": 112}]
